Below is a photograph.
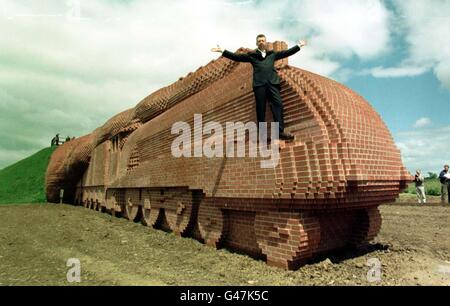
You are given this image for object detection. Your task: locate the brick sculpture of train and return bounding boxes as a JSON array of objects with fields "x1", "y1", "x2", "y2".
[{"x1": 45, "y1": 41, "x2": 410, "y2": 270}]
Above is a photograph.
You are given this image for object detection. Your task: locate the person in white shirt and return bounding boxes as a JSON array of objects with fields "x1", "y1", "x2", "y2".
[{"x1": 414, "y1": 169, "x2": 426, "y2": 204}]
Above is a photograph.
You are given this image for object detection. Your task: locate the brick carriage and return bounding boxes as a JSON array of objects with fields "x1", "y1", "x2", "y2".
[{"x1": 46, "y1": 41, "x2": 410, "y2": 270}]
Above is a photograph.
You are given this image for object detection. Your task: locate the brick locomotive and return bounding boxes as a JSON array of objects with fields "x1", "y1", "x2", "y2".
[{"x1": 46, "y1": 42, "x2": 410, "y2": 270}]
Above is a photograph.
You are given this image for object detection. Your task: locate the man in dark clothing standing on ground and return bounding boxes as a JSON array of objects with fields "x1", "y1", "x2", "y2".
[
  {"x1": 211, "y1": 35, "x2": 307, "y2": 141},
  {"x1": 439, "y1": 164, "x2": 450, "y2": 204}
]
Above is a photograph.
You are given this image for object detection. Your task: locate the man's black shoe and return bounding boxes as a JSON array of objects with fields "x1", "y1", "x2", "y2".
[{"x1": 279, "y1": 132, "x2": 295, "y2": 141}]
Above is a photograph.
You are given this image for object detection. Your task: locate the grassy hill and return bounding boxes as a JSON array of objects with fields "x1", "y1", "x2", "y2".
[{"x1": 0, "y1": 147, "x2": 56, "y2": 205}]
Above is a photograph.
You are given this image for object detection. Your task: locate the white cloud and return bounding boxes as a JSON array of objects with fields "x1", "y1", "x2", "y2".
[
  {"x1": 434, "y1": 60, "x2": 450, "y2": 90},
  {"x1": 301, "y1": 0, "x2": 391, "y2": 59},
  {"x1": 0, "y1": 0, "x2": 410, "y2": 169},
  {"x1": 1, "y1": 0, "x2": 446, "y2": 174},
  {"x1": 367, "y1": 65, "x2": 429, "y2": 78},
  {"x1": 285, "y1": 0, "x2": 391, "y2": 79},
  {"x1": 290, "y1": 50, "x2": 341, "y2": 77},
  {"x1": 374, "y1": 0, "x2": 450, "y2": 89},
  {"x1": 413, "y1": 117, "x2": 432, "y2": 128},
  {"x1": 395, "y1": 125, "x2": 450, "y2": 175}
]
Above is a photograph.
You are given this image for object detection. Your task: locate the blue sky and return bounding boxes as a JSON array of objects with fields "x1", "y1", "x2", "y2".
[
  {"x1": 347, "y1": 70, "x2": 449, "y2": 133},
  {"x1": 0, "y1": 0, "x2": 449, "y2": 175}
]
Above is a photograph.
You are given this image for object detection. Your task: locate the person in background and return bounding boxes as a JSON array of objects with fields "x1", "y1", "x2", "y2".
[
  {"x1": 414, "y1": 169, "x2": 426, "y2": 204},
  {"x1": 51, "y1": 133, "x2": 60, "y2": 146},
  {"x1": 439, "y1": 164, "x2": 449, "y2": 204}
]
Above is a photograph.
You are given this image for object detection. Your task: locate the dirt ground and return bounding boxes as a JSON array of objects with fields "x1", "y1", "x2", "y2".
[{"x1": 0, "y1": 199, "x2": 449, "y2": 286}]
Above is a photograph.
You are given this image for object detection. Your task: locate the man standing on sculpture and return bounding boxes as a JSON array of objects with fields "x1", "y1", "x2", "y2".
[{"x1": 211, "y1": 35, "x2": 307, "y2": 141}]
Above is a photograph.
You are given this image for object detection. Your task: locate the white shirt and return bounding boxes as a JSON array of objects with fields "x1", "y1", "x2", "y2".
[{"x1": 258, "y1": 48, "x2": 267, "y2": 58}]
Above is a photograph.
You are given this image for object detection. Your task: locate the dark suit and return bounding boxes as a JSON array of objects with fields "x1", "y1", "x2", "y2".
[{"x1": 222, "y1": 45, "x2": 301, "y2": 133}]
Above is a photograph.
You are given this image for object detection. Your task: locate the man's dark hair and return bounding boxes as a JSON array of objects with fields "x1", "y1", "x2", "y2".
[{"x1": 256, "y1": 34, "x2": 266, "y2": 40}]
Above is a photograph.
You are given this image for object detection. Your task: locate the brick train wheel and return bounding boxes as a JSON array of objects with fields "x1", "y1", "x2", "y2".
[
  {"x1": 350, "y1": 206, "x2": 382, "y2": 247},
  {"x1": 141, "y1": 190, "x2": 162, "y2": 227},
  {"x1": 164, "y1": 190, "x2": 197, "y2": 236},
  {"x1": 90, "y1": 198, "x2": 96, "y2": 210},
  {"x1": 94, "y1": 199, "x2": 101, "y2": 211},
  {"x1": 197, "y1": 198, "x2": 228, "y2": 248},
  {"x1": 255, "y1": 211, "x2": 321, "y2": 270},
  {"x1": 82, "y1": 194, "x2": 89, "y2": 208},
  {"x1": 100, "y1": 202, "x2": 106, "y2": 213},
  {"x1": 123, "y1": 201, "x2": 140, "y2": 221},
  {"x1": 106, "y1": 189, "x2": 123, "y2": 217},
  {"x1": 123, "y1": 189, "x2": 141, "y2": 222}
]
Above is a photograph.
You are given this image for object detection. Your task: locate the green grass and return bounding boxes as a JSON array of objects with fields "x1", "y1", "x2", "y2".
[
  {"x1": 0, "y1": 147, "x2": 56, "y2": 205},
  {"x1": 403, "y1": 178, "x2": 442, "y2": 196}
]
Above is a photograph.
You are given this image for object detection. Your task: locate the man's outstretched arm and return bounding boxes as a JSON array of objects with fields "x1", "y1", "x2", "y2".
[
  {"x1": 211, "y1": 46, "x2": 251, "y2": 62},
  {"x1": 274, "y1": 40, "x2": 307, "y2": 60}
]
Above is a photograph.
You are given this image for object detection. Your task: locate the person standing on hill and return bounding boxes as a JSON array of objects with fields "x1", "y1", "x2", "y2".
[
  {"x1": 414, "y1": 169, "x2": 426, "y2": 204},
  {"x1": 51, "y1": 133, "x2": 60, "y2": 147},
  {"x1": 439, "y1": 164, "x2": 450, "y2": 204},
  {"x1": 211, "y1": 35, "x2": 307, "y2": 141}
]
